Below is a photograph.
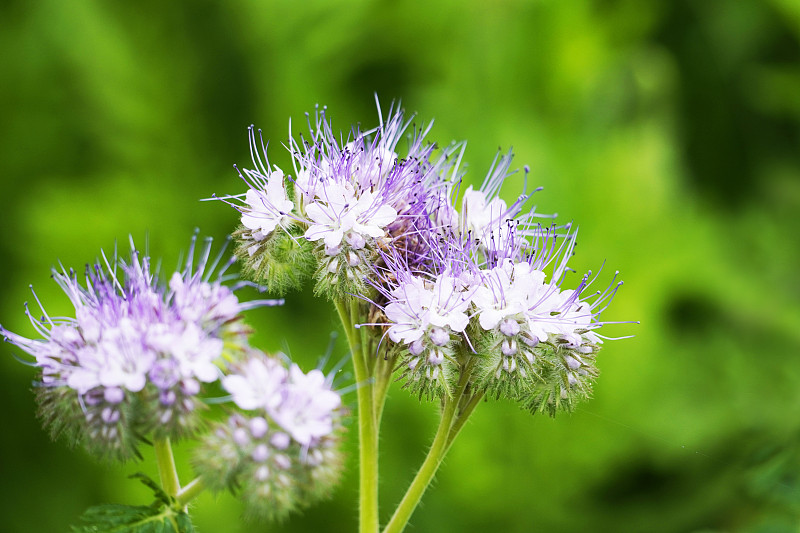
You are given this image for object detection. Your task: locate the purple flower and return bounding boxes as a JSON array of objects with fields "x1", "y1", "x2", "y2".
[
  {"x1": 221, "y1": 99, "x2": 465, "y2": 298},
  {"x1": 0, "y1": 233, "x2": 280, "y2": 455},
  {"x1": 365, "y1": 139, "x2": 628, "y2": 410},
  {"x1": 196, "y1": 350, "x2": 345, "y2": 519},
  {"x1": 272, "y1": 364, "x2": 342, "y2": 447},
  {"x1": 223, "y1": 351, "x2": 342, "y2": 448}
]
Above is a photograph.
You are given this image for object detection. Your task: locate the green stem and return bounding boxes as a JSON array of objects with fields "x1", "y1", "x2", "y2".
[
  {"x1": 175, "y1": 477, "x2": 205, "y2": 508},
  {"x1": 382, "y1": 365, "x2": 473, "y2": 533},
  {"x1": 373, "y1": 355, "x2": 394, "y2": 427},
  {"x1": 335, "y1": 298, "x2": 380, "y2": 533},
  {"x1": 154, "y1": 437, "x2": 181, "y2": 498},
  {"x1": 446, "y1": 390, "x2": 485, "y2": 451}
]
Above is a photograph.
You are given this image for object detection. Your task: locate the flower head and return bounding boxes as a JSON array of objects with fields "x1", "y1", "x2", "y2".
[
  {"x1": 222, "y1": 99, "x2": 463, "y2": 299},
  {"x1": 197, "y1": 350, "x2": 345, "y2": 520},
  {"x1": 0, "y1": 233, "x2": 279, "y2": 458},
  {"x1": 367, "y1": 141, "x2": 628, "y2": 413}
]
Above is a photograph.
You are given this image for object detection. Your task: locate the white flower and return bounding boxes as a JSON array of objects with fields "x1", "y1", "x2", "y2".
[
  {"x1": 167, "y1": 322, "x2": 223, "y2": 383},
  {"x1": 223, "y1": 356, "x2": 288, "y2": 411},
  {"x1": 535, "y1": 289, "x2": 601, "y2": 346},
  {"x1": 271, "y1": 365, "x2": 341, "y2": 447},
  {"x1": 304, "y1": 182, "x2": 397, "y2": 251},
  {"x1": 66, "y1": 317, "x2": 156, "y2": 394},
  {"x1": 461, "y1": 186, "x2": 509, "y2": 239},
  {"x1": 241, "y1": 168, "x2": 295, "y2": 239},
  {"x1": 473, "y1": 260, "x2": 547, "y2": 331},
  {"x1": 385, "y1": 274, "x2": 472, "y2": 345}
]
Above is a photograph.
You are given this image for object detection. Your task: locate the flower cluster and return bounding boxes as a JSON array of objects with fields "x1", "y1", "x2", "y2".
[
  {"x1": 2, "y1": 99, "x2": 631, "y2": 532},
  {"x1": 223, "y1": 101, "x2": 626, "y2": 416},
  {"x1": 194, "y1": 351, "x2": 344, "y2": 520},
  {"x1": 0, "y1": 234, "x2": 279, "y2": 459}
]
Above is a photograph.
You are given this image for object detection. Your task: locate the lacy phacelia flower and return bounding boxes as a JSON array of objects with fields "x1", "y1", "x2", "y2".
[
  {"x1": 464, "y1": 220, "x2": 622, "y2": 412},
  {"x1": 366, "y1": 241, "x2": 477, "y2": 397},
  {"x1": 196, "y1": 351, "x2": 344, "y2": 520},
  {"x1": 222, "y1": 99, "x2": 462, "y2": 299},
  {"x1": 240, "y1": 168, "x2": 295, "y2": 243},
  {"x1": 273, "y1": 364, "x2": 343, "y2": 447},
  {"x1": 0, "y1": 233, "x2": 279, "y2": 459},
  {"x1": 370, "y1": 141, "x2": 626, "y2": 414},
  {"x1": 303, "y1": 182, "x2": 397, "y2": 252},
  {"x1": 219, "y1": 99, "x2": 628, "y2": 414}
]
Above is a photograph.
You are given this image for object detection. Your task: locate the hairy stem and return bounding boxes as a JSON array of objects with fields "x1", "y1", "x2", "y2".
[
  {"x1": 382, "y1": 362, "x2": 474, "y2": 533},
  {"x1": 446, "y1": 390, "x2": 485, "y2": 451},
  {"x1": 373, "y1": 352, "x2": 395, "y2": 427},
  {"x1": 175, "y1": 477, "x2": 205, "y2": 508},
  {"x1": 154, "y1": 437, "x2": 181, "y2": 498},
  {"x1": 336, "y1": 298, "x2": 380, "y2": 533}
]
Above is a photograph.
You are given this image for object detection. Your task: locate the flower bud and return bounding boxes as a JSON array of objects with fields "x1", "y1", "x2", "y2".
[
  {"x1": 499, "y1": 319, "x2": 520, "y2": 337},
  {"x1": 270, "y1": 432, "x2": 290, "y2": 450},
  {"x1": 501, "y1": 338, "x2": 518, "y2": 356},
  {"x1": 233, "y1": 428, "x2": 250, "y2": 447},
  {"x1": 345, "y1": 232, "x2": 366, "y2": 250},
  {"x1": 159, "y1": 390, "x2": 177, "y2": 406},
  {"x1": 427, "y1": 349, "x2": 445, "y2": 366},
  {"x1": 502, "y1": 357, "x2": 517, "y2": 373},
  {"x1": 104, "y1": 387, "x2": 124, "y2": 404},
  {"x1": 408, "y1": 339, "x2": 424, "y2": 356},
  {"x1": 327, "y1": 257, "x2": 339, "y2": 273},
  {"x1": 252, "y1": 444, "x2": 270, "y2": 462},
  {"x1": 428, "y1": 327, "x2": 449, "y2": 346},
  {"x1": 564, "y1": 355, "x2": 581, "y2": 370},
  {"x1": 250, "y1": 417, "x2": 269, "y2": 439},
  {"x1": 347, "y1": 251, "x2": 361, "y2": 267}
]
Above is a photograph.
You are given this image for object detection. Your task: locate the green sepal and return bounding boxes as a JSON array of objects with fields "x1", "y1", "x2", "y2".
[
  {"x1": 36, "y1": 385, "x2": 141, "y2": 462},
  {"x1": 131, "y1": 385, "x2": 208, "y2": 443},
  {"x1": 523, "y1": 338, "x2": 600, "y2": 417},
  {"x1": 233, "y1": 224, "x2": 316, "y2": 295},
  {"x1": 193, "y1": 411, "x2": 346, "y2": 522},
  {"x1": 394, "y1": 338, "x2": 467, "y2": 401},
  {"x1": 470, "y1": 328, "x2": 541, "y2": 400},
  {"x1": 192, "y1": 416, "x2": 245, "y2": 493},
  {"x1": 70, "y1": 473, "x2": 194, "y2": 533},
  {"x1": 313, "y1": 245, "x2": 374, "y2": 302}
]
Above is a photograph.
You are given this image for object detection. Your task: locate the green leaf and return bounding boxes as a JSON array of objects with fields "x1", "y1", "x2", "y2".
[
  {"x1": 70, "y1": 503, "x2": 194, "y2": 533},
  {"x1": 129, "y1": 472, "x2": 170, "y2": 506},
  {"x1": 70, "y1": 473, "x2": 194, "y2": 533}
]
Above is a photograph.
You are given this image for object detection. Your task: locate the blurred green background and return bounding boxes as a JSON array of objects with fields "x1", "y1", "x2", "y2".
[{"x1": 1, "y1": 1, "x2": 799, "y2": 531}]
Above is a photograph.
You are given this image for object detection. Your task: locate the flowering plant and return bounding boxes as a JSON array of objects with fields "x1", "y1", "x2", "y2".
[{"x1": 2, "y1": 99, "x2": 629, "y2": 532}]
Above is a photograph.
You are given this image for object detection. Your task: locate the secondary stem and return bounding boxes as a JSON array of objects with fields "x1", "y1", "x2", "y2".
[
  {"x1": 175, "y1": 477, "x2": 205, "y2": 508},
  {"x1": 382, "y1": 362, "x2": 474, "y2": 533},
  {"x1": 154, "y1": 437, "x2": 181, "y2": 498},
  {"x1": 446, "y1": 390, "x2": 485, "y2": 452}
]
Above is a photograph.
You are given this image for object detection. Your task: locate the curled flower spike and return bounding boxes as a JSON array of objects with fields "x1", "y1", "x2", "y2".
[
  {"x1": 360, "y1": 241, "x2": 477, "y2": 398},
  {"x1": 366, "y1": 141, "x2": 629, "y2": 414},
  {"x1": 195, "y1": 350, "x2": 345, "y2": 520},
  {"x1": 220, "y1": 98, "x2": 464, "y2": 299},
  {"x1": 0, "y1": 233, "x2": 280, "y2": 459},
  {"x1": 465, "y1": 219, "x2": 625, "y2": 411}
]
